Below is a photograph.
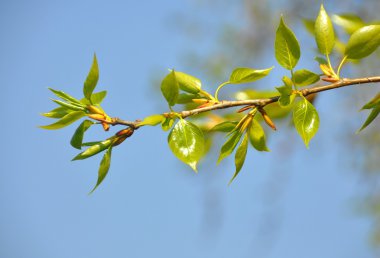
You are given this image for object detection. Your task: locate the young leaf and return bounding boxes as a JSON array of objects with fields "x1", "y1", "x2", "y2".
[
  {"x1": 90, "y1": 91, "x2": 107, "y2": 105},
  {"x1": 345, "y1": 25, "x2": 380, "y2": 59},
  {"x1": 176, "y1": 93, "x2": 203, "y2": 104},
  {"x1": 293, "y1": 96, "x2": 320, "y2": 148},
  {"x1": 361, "y1": 93, "x2": 380, "y2": 109},
  {"x1": 358, "y1": 107, "x2": 380, "y2": 132},
  {"x1": 41, "y1": 106, "x2": 72, "y2": 118},
  {"x1": 168, "y1": 119, "x2": 205, "y2": 172},
  {"x1": 52, "y1": 99, "x2": 86, "y2": 111},
  {"x1": 248, "y1": 119, "x2": 270, "y2": 151},
  {"x1": 161, "y1": 70, "x2": 179, "y2": 106},
  {"x1": 230, "y1": 133, "x2": 249, "y2": 184},
  {"x1": 276, "y1": 85, "x2": 294, "y2": 107},
  {"x1": 210, "y1": 121, "x2": 238, "y2": 132},
  {"x1": 48, "y1": 88, "x2": 83, "y2": 105},
  {"x1": 315, "y1": 4, "x2": 335, "y2": 55},
  {"x1": 217, "y1": 130, "x2": 243, "y2": 164},
  {"x1": 228, "y1": 67, "x2": 273, "y2": 84},
  {"x1": 314, "y1": 56, "x2": 328, "y2": 65},
  {"x1": 293, "y1": 69, "x2": 320, "y2": 87},
  {"x1": 302, "y1": 18, "x2": 315, "y2": 35},
  {"x1": 72, "y1": 137, "x2": 115, "y2": 160},
  {"x1": 70, "y1": 120, "x2": 94, "y2": 149},
  {"x1": 172, "y1": 70, "x2": 201, "y2": 94},
  {"x1": 40, "y1": 111, "x2": 86, "y2": 130},
  {"x1": 89, "y1": 146, "x2": 112, "y2": 194},
  {"x1": 83, "y1": 54, "x2": 99, "y2": 101},
  {"x1": 138, "y1": 114, "x2": 165, "y2": 126},
  {"x1": 358, "y1": 93, "x2": 380, "y2": 132},
  {"x1": 161, "y1": 117, "x2": 175, "y2": 131},
  {"x1": 275, "y1": 16, "x2": 301, "y2": 70},
  {"x1": 332, "y1": 14, "x2": 364, "y2": 34}
]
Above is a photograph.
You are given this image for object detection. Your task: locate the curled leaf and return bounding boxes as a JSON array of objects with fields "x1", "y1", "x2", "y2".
[
  {"x1": 230, "y1": 134, "x2": 249, "y2": 184},
  {"x1": 89, "y1": 146, "x2": 112, "y2": 194},
  {"x1": 70, "y1": 120, "x2": 94, "y2": 149},
  {"x1": 83, "y1": 54, "x2": 99, "y2": 101},
  {"x1": 40, "y1": 111, "x2": 86, "y2": 130}
]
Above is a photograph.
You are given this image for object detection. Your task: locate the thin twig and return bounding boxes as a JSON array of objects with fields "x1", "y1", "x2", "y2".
[{"x1": 107, "y1": 76, "x2": 380, "y2": 129}]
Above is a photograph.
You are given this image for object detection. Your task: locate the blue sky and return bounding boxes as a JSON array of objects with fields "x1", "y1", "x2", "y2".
[{"x1": 0, "y1": 1, "x2": 376, "y2": 258}]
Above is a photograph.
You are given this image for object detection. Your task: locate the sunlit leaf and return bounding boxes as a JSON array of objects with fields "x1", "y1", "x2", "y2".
[
  {"x1": 52, "y1": 99, "x2": 86, "y2": 111},
  {"x1": 161, "y1": 117, "x2": 175, "y2": 131},
  {"x1": 248, "y1": 119, "x2": 270, "y2": 151},
  {"x1": 168, "y1": 119, "x2": 205, "y2": 172},
  {"x1": 210, "y1": 121, "x2": 238, "y2": 132},
  {"x1": 217, "y1": 130, "x2": 243, "y2": 164},
  {"x1": 228, "y1": 67, "x2": 273, "y2": 84},
  {"x1": 229, "y1": 133, "x2": 249, "y2": 184},
  {"x1": 72, "y1": 137, "x2": 115, "y2": 160},
  {"x1": 161, "y1": 70, "x2": 179, "y2": 106},
  {"x1": 275, "y1": 16, "x2": 300, "y2": 70},
  {"x1": 89, "y1": 146, "x2": 112, "y2": 194},
  {"x1": 83, "y1": 54, "x2": 99, "y2": 101},
  {"x1": 171, "y1": 70, "x2": 201, "y2": 94},
  {"x1": 41, "y1": 106, "x2": 72, "y2": 118},
  {"x1": 293, "y1": 69, "x2": 320, "y2": 87},
  {"x1": 139, "y1": 114, "x2": 165, "y2": 126},
  {"x1": 345, "y1": 25, "x2": 380, "y2": 59},
  {"x1": 315, "y1": 4, "x2": 335, "y2": 55},
  {"x1": 40, "y1": 111, "x2": 86, "y2": 130},
  {"x1": 48, "y1": 88, "x2": 83, "y2": 105},
  {"x1": 80, "y1": 91, "x2": 107, "y2": 105},
  {"x1": 70, "y1": 120, "x2": 94, "y2": 149},
  {"x1": 332, "y1": 14, "x2": 365, "y2": 34},
  {"x1": 293, "y1": 96, "x2": 320, "y2": 148}
]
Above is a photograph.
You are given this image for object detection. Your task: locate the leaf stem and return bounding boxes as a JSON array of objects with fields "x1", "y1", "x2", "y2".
[
  {"x1": 336, "y1": 55, "x2": 348, "y2": 78},
  {"x1": 214, "y1": 81, "x2": 230, "y2": 102}
]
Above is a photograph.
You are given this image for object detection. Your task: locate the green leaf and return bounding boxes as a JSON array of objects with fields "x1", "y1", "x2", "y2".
[
  {"x1": 276, "y1": 76, "x2": 294, "y2": 107},
  {"x1": 358, "y1": 107, "x2": 380, "y2": 132},
  {"x1": 40, "y1": 111, "x2": 85, "y2": 130},
  {"x1": 217, "y1": 130, "x2": 243, "y2": 164},
  {"x1": 70, "y1": 120, "x2": 94, "y2": 149},
  {"x1": 139, "y1": 114, "x2": 165, "y2": 126},
  {"x1": 90, "y1": 91, "x2": 107, "y2": 105},
  {"x1": 52, "y1": 99, "x2": 86, "y2": 111},
  {"x1": 176, "y1": 93, "x2": 203, "y2": 104},
  {"x1": 292, "y1": 69, "x2": 320, "y2": 87},
  {"x1": 332, "y1": 14, "x2": 365, "y2": 34},
  {"x1": 314, "y1": 56, "x2": 328, "y2": 65},
  {"x1": 72, "y1": 137, "x2": 115, "y2": 160},
  {"x1": 168, "y1": 119, "x2": 205, "y2": 172},
  {"x1": 293, "y1": 96, "x2": 320, "y2": 148},
  {"x1": 248, "y1": 119, "x2": 270, "y2": 151},
  {"x1": 361, "y1": 93, "x2": 380, "y2": 109},
  {"x1": 161, "y1": 70, "x2": 179, "y2": 106},
  {"x1": 48, "y1": 88, "x2": 83, "y2": 105},
  {"x1": 161, "y1": 117, "x2": 175, "y2": 131},
  {"x1": 172, "y1": 70, "x2": 201, "y2": 94},
  {"x1": 303, "y1": 18, "x2": 315, "y2": 35},
  {"x1": 229, "y1": 133, "x2": 249, "y2": 184},
  {"x1": 82, "y1": 141, "x2": 101, "y2": 146},
  {"x1": 41, "y1": 106, "x2": 72, "y2": 118},
  {"x1": 358, "y1": 93, "x2": 380, "y2": 132},
  {"x1": 83, "y1": 54, "x2": 99, "y2": 101},
  {"x1": 345, "y1": 25, "x2": 380, "y2": 59},
  {"x1": 275, "y1": 16, "x2": 301, "y2": 70},
  {"x1": 89, "y1": 146, "x2": 112, "y2": 194},
  {"x1": 315, "y1": 4, "x2": 335, "y2": 55},
  {"x1": 228, "y1": 67, "x2": 273, "y2": 84},
  {"x1": 210, "y1": 121, "x2": 238, "y2": 132}
]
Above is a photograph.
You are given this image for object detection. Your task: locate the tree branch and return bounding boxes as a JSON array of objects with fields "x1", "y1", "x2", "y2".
[{"x1": 109, "y1": 76, "x2": 380, "y2": 129}]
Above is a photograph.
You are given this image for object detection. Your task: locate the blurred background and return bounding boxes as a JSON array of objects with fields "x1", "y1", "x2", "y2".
[{"x1": 1, "y1": 0, "x2": 380, "y2": 257}]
